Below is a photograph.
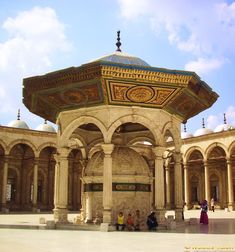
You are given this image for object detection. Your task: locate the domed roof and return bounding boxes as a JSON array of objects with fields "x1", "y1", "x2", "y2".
[
  {"x1": 181, "y1": 131, "x2": 193, "y2": 139},
  {"x1": 7, "y1": 109, "x2": 29, "y2": 129},
  {"x1": 214, "y1": 113, "x2": 233, "y2": 132},
  {"x1": 181, "y1": 123, "x2": 193, "y2": 139},
  {"x1": 89, "y1": 31, "x2": 150, "y2": 67},
  {"x1": 8, "y1": 120, "x2": 29, "y2": 129},
  {"x1": 90, "y1": 51, "x2": 150, "y2": 67},
  {"x1": 194, "y1": 118, "x2": 213, "y2": 137},
  {"x1": 35, "y1": 120, "x2": 56, "y2": 133},
  {"x1": 86, "y1": 147, "x2": 149, "y2": 176}
]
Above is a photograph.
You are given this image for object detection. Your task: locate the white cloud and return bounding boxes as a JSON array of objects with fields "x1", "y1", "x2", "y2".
[
  {"x1": 118, "y1": 0, "x2": 235, "y2": 73},
  {"x1": 0, "y1": 7, "x2": 71, "y2": 127},
  {"x1": 207, "y1": 106, "x2": 235, "y2": 129},
  {"x1": 185, "y1": 57, "x2": 225, "y2": 75}
]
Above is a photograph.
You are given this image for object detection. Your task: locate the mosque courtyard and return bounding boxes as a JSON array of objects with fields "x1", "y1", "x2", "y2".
[{"x1": 0, "y1": 210, "x2": 234, "y2": 252}]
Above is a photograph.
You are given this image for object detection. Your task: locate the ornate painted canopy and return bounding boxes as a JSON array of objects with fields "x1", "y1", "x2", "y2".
[{"x1": 23, "y1": 55, "x2": 218, "y2": 123}]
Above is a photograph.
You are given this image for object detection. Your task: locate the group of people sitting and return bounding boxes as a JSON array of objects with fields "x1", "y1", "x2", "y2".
[{"x1": 116, "y1": 210, "x2": 158, "y2": 231}]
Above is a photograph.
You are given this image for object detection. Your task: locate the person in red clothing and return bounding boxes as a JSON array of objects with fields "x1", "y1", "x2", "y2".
[
  {"x1": 126, "y1": 213, "x2": 135, "y2": 231},
  {"x1": 200, "y1": 200, "x2": 209, "y2": 225}
]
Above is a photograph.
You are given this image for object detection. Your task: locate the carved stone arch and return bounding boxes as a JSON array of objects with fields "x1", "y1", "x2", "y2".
[
  {"x1": 162, "y1": 121, "x2": 181, "y2": 151},
  {"x1": 67, "y1": 137, "x2": 87, "y2": 160},
  {"x1": 0, "y1": 139, "x2": 7, "y2": 154},
  {"x1": 127, "y1": 136, "x2": 154, "y2": 146},
  {"x1": 228, "y1": 140, "x2": 235, "y2": 157},
  {"x1": 38, "y1": 142, "x2": 57, "y2": 154},
  {"x1": 205, "y1": 142, "x2": 228, "y2": 160},
  {"x1": 184, "y1": 146, "x2": 205, "y2": 163},
  {"x1": 107, "y1": 114, "x2": 163, "y2": 145},
  {"x1": 59, "y1": 115, "x2": 107, "y2": 146},
  {"x1": 8, "y1": 139, "x2": 37, "y2": 156},
  {"x1": 88, "y1": 145, "x2": 103, "y2": 159}
]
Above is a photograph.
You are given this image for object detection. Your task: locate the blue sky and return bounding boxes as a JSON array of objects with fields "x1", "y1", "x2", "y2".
[{"x1": 0, "y1": 0, "x2": 235, "y2": 134}]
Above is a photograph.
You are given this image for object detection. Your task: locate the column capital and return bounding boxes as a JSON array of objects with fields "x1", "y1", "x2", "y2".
[
  {"x1": 203, "y1": 160, "x2": 209, "y2": 166},
  {"x1": 227, "y1": 158, "x2": 232, "y2": 165},
  {"x1": 34, "y1": 157, "x2": 40, "y2": 165},
  {"x1": 101, "y1": 143, "x2": 114, "y2": 156},
  {"x1": 173, "y1": 152, "x2": 182, "y2": 164},
  {"x1": 152, "y1": 146, "x2": 165, "y2": 158}
]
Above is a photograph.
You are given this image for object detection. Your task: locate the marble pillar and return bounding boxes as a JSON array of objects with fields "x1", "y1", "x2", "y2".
[
  {"x1": 32, "y1": 158, "x2": 39, "y2": 212},
  {"x1": 101, "y1": 143, "x2": 114, "y2": 224},
  {"x1": 1, "y1": 156, "x2": 9, "y2": 212},
  {"x1": 183, "y1": 163, "x2": 189, "y2": 210},
  {"x1": 53, "y1": 151, "x2": 69, "y2": 223},
  {"x1": 227, "y1": 159, "x2": 234, "y2": 211},
  {"x1": 204, "y1": 161, "x2": 210, "y2": 202},
  {"x1": 165, "y1": 160, "x2": 171, "y2": 209},
  {"x1": 174, "y1": 152, "x2": 183, "y2": 221},
  {"x1": 153, "y1": 147, "x2": 165, "y2": 224}
]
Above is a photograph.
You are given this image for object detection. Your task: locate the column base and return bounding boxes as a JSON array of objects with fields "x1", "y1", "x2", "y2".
[
  {"x1": 53, "y1": 208, "x2": 68, "y2": 223},
  {"x1": 175, "y1": 209, "x2": 184, "y2": 222},
  {"x1": 228, "y1": 204, "x2": 234, "y2": 211},
  {"x1": 155, "y1": 209, "x2": 166, "y2": 224},
  {"x1": 103, "y1": 208, "x2": 112, "y2": 223}
]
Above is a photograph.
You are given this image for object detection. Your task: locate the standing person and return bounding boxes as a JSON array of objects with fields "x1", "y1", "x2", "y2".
[
  {"x1": 210, "y1": 198, "x2": 215, "y2": 212},
  {"x1": 200, "y1": 200, "x2": 209, "y2": 225},
  {"x1": 134, "y1": 209, "x2": 141, "y2": 231},
  {"x1": 116, "y1": 212, "x2": 125, "y2": 231},
  {"x1": 126, "y1": 213, "x2": 135, "y2": 231},
  {"x1": 146, "y1": 211, "x2": 158, "y2": 231}
]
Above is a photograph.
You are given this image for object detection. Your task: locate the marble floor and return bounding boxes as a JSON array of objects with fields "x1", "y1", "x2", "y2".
[{"x1": 0, "y1": 210, "x2": 234, "y2": 252}]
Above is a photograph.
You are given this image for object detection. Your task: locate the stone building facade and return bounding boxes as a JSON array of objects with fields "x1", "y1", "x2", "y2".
[{"x1": 0, "y1": 39, "x2": 233, "y2": 225}]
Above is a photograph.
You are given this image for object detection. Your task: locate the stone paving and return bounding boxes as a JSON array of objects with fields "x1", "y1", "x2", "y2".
[{"x1": 0, "y1": 210, "x2": 234, "y2": 252}]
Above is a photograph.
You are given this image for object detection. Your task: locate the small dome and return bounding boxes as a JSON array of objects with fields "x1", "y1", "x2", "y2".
[
  {"x1": 214, "y1": 114, "x2": 233, "y2": 132},
  {"x1": 7, "y1": 109, "x2": 29, "y2": 129},
  {"x1": 181, "y1": 123, "x2": 193, "y2": 139},
  {"x1": 194, "y1": 118, "x2": 213, "y2": 137},
  {"x1": 181, "y1": 131, "x2": 193, "y2": 139},
  {"x1": 90, "y1": 51, "x2": 150, "y2": 67},
  {"x1": 35, "y1": 120, "x2": 56, "y2": 133},
  {"x1": 8, "y1": 119, "x2": 29, "y2": 129}
]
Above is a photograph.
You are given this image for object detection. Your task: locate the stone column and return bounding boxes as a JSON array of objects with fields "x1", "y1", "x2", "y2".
[
  {"x1": 85, "y1": 192, "x2": 93, "y2": 222},
  {"x1": 165, "y1": 159, "x2": 171, "y2": 209},
  {"x1": 227, "y1": 159, "x2": 234, "y2": 211},
  {"x1": 1, "y1": 156, "x2": 9, "y2": 212},
  {"x1": 79, "y1": 160, "x2": 87, "y2": 222},
  {"x1": 101, "y1": 143, "x2": 114, "y2": 224},
  {"x1": 174, "y1": 152, "x2": 183, "y2": 221},
  {"x1": 32, "y1": 157, "x2": 39, "y2": 212},
  {"x1": 183, "y1": 163, "x2": 189, "y2": 210},
  {"x1": 204, "y1": 161, "x2": 210, "y2": 202},
  {"x1": 153, "y1": 147, "x2": 165, "y2": 224},
  {"x1": 53, "y1": 150, "x2": 69, "y2": 223}
]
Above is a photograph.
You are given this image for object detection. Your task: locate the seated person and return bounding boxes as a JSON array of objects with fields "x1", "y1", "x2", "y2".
[
  {"x1": 116, "y1": 212, "x2": 125, "y2": 231},
  {"x1": 126, "y1": 213, "x2": 135, "y2": 231},
  {"x1": 146, "y1": 211, "x2": 158, "y2": 231}
]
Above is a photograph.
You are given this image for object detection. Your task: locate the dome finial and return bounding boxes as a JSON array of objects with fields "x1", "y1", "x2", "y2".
[
  {"x1": 223, "y1": 113, "x2": 227, "y2": 124},
  {"x1": 202, "y1": 118, "x2": 205, "y2": 128},
  {"x1": 183, "y1": 122, "x2": 187, "y2": 132},
  {"x1": 116, "y1": 30, "x2": 122, "y2": 52},
  {"x1": 17, "y1": 109, "x2": 20, "y2": 120}
]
